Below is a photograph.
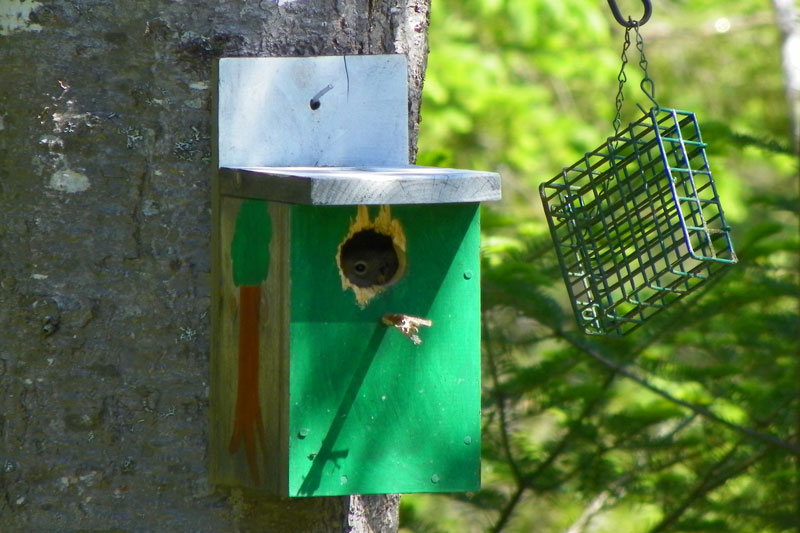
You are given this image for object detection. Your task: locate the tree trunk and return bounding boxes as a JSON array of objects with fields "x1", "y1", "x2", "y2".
[
  {"x1": 771, "y1": 0, "x2": 799, "y2": 148},
  {"x1": 0, "y1": 1, "x2": 429, "y2": 530}
]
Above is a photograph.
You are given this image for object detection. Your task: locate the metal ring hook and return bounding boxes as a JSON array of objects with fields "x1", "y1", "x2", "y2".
[{"x1": 607, "y1": 0, "x2": 652, "y2": 28}]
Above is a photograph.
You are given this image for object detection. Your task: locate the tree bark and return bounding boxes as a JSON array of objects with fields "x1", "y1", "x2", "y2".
[{"x1": 0, "y1": 1, "x2": 429, "y2": 530}]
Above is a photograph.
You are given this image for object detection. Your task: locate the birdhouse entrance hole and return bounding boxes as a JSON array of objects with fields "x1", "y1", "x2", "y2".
[
  {"x1": 337, "y1": 205, "x2": 407, "y2": 306},
  {"x1": 339, "y1": 230, "x2": 399, "y2": 287}
]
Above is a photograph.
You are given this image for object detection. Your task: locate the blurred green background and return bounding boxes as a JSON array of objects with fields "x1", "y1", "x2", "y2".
[{"x1": 401, "y1": 0, "x2": 798, "y2": 531}]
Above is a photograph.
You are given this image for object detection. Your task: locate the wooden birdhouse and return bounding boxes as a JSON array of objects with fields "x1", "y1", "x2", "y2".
[{"x1": 210, "y1": 55, "x2": 501, "y2": 497}]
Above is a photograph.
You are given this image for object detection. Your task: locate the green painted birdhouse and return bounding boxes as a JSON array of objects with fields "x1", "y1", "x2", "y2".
[{"x1": 210, "y1": 55, "x2": 501, "y2": 497}]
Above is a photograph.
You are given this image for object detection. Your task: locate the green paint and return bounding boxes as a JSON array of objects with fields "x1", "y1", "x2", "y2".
[
  {"x1": 231, "y1": 200, "x2": 272, "y2": 286},
  {"x1": 287, "y1": 204, "x2": 481, "y2": 496}
]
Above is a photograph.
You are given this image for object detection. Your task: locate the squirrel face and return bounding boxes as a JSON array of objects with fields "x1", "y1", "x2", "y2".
[{"x1": 339, "y1": 229, "x2": 400, "y2": 288}]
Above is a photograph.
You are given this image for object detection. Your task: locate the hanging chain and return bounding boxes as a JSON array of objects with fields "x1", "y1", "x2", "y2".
[
  {"x1": 634, "y1": 22, "x2": 659, "y2": 109},
  {"x1": 612, "y1": 20, "x2": 659, "y2": 137},
  {"x1": 613, "y1": 25, "x2": 633, "y2": 137}
]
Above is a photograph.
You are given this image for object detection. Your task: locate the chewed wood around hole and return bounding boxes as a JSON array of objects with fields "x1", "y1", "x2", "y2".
[{"x1": 337, "y1": 205, "x2": 407, "y2": 307}]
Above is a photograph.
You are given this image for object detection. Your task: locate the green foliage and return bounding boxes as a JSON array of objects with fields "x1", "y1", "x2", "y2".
[{"x1": 402, "y1": 0, "x2": 798, "y2": 532}]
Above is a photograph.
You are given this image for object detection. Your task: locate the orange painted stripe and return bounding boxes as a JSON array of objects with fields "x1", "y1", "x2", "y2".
[{"x1": 229, "y1": 285, "x2": 267, "y2": 484}]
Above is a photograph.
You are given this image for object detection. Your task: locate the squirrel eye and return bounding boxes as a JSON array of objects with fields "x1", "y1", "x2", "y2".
[{"x1": 354, "y1": 261, "x2": 368, "y2": 274}]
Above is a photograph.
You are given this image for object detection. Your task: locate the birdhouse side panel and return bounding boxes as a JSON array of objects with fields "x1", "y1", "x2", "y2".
[
  {"x1": 287, "y1": 203, "x2": 482, "y2": 496},
  {"x1": 210, "y1": 198, "x2": 290, "y2": 493}
]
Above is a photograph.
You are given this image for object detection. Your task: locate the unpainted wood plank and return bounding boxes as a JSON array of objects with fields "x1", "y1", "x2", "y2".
[
  {"x1": 262, "y1": 202, "x2": 291, "y2": 493},
  {"x1": 209, "y1": 196, "x2": 243, "y2": 487},
  {"x1": 218, "y1": 166, "x2": 502, "y2": 205}
]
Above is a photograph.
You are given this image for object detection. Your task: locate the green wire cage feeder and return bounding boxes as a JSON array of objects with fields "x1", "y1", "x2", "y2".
[
  {"x1": 540, "y1": 108, "x2": 737, "y2": 336},
  {"x1": 539, "y1": 4, "x2": 737, "y2": 335}
]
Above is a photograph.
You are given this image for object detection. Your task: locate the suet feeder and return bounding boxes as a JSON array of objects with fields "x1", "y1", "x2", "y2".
[
  {"x1": 540, "y1": 5, "x2": 737, "y2": 336},
  {"x1": 210, "y1": 55, "x2": 501, "y2": 496},
  {"x1": 540, "y1": 107, "x2": 737, "y2": 336}
]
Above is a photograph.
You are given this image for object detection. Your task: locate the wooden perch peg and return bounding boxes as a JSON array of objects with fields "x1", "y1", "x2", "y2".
[{"x1": 382, "y1": 313, "x2": 433, "y2": 345}]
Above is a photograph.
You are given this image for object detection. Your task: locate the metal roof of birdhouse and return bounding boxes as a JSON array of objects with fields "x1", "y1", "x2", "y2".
[{"x1": 215, "y1": 55, "x2": 501, "y2": 205}]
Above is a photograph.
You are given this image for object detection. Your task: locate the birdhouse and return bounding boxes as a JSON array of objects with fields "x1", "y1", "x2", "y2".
[{"x1": 210, "y1": 55, "x2": 501, "y2": 497}]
